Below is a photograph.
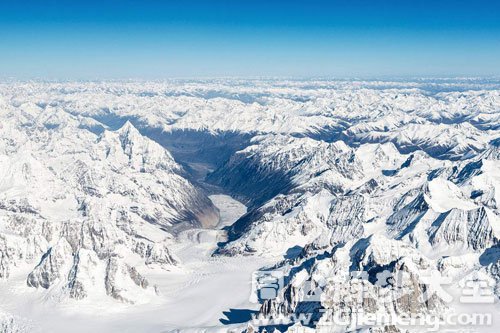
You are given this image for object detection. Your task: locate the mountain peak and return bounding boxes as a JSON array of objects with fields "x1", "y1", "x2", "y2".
[{"x1": 116, "y1": 120, "x2": 141, "y2": 139}]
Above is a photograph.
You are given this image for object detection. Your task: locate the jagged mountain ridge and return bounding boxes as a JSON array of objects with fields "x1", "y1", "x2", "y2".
[
  {"x1": 219, "y1": 135, "x2": 499, "y2": 332},
  {"x1": 0, "y1": 106, "x2": 219, "y2": 305}
]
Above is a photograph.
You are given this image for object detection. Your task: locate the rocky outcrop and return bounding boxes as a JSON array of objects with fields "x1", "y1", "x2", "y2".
[
  {"x1": 0, "y1": 311, "x2": 30, "y2": 333},
  {"x1": 428, "y1": 207, "x2": 498, "y2": 251},
  {"x1": 27, "y1": 238, "x2": 73, "y2": 289},
  {"x1": 259, "y1": 236, "x2": 446, "y2": 332}
]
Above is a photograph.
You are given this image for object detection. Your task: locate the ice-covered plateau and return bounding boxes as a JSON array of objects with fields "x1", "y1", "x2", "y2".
[{"x1": 0, "y1": 78, "x2": 499, "y2": 333}]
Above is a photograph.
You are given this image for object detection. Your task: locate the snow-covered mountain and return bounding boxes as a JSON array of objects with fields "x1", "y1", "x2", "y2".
[
  {"x1": 0, "y1": 78, "x2": 499, "y2": 332},
  {"x1": 0, "y1": 104, "x2": 219, "y2": 306},
  {"x1": 213, "y1": 131, "x2": 499, "y2": 332}
]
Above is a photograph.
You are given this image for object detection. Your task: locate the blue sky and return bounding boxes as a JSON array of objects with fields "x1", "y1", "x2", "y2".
[{"x1": 1, "y1": 0, "x2": 499, "y2": 78}]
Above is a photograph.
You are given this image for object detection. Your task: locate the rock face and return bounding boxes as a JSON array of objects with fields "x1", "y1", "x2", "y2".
[
  {"x1": 27, "y1": 238, "x2": 73, "y2": 289},
  {"x1": 257, "y1": 236, "x2": 447, "y2": 332},
  {"x1": 428, "y1": 207, "x2": 497, "y2": 251}
]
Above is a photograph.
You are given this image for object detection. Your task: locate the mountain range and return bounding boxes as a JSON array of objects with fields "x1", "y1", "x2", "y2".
[{"x1": 0, "y1": 78, "x2": 498, "y2": 332}]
